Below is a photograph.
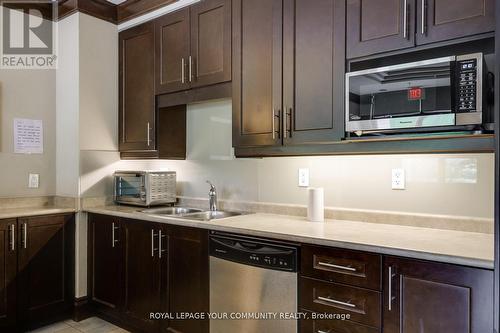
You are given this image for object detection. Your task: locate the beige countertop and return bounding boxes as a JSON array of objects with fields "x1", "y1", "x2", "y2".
[
  {"x1": 85, "y1": 205, "x2": 494, "y2": 270},
  {"x1": 0, "y1": 207, "x2": 76, "y2": 220}
]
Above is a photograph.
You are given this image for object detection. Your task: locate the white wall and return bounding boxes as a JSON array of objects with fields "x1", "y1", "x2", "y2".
[
  {"x1": 81, "y1": 99, "x2": 495, "y2": 219},
  {"x1": 56, "y1": 14, "x2": 80, "y2": 197}
]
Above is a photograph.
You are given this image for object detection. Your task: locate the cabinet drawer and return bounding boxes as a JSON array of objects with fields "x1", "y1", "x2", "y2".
[
  {"x1": 301, "y1": 245, "x2": 381, "y2": 290},
  {"x1": 300, "y1": 277, "x2": 381, "y2": 328},
  {"x1": 300, "y1": 315, "x2": 380, "y2": 333}
]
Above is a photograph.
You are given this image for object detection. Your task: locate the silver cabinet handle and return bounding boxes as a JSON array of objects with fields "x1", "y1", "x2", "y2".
[
  {"x1": 146, "y1": 122, "x2": 151, "y2": 146},
  {"x1": 188, "y1": 56, "x2": 193, "y2": 82},
  {"x1": 317, "y1": 330, "x2": 331, "y2": 333},
  {"x1": 388, "y1": 265, "x2": 396, "y2": 311},
  {"x1": 151, "y1": 229, "x2": 159, "y2": 257},
  {"x1": 181, "y1": 58, "x2": 185, "y2": 84},
  {"x1": 318, "y1": 261, "x2": 357, "y2": 272},
  {"x1": 159, "y1": 230, "x2": 167, "y2": 258},
  {"x1": 403, "y1": 0, "x2": 408, "y2": 39},
  {"x1": 22, "y1": 223, "x2": 27, "y2": 249},
  {"x1": 9, "y1": 224, "x2": 15, "y2": 251},
  {"x1": 317, "y1": 296, "x2": 356, "y2": 308},
  {"x1": 272, "y1": 109, "x2": 280, "y2": 140},
  {"x1": 421, "y1": 0, "x2": 426, "y2": 35},
  {"x1": 112, "y1": 222, "x2": 119, "y2": 248}
]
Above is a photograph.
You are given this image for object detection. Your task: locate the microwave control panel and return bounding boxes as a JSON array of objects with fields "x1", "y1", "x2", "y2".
[{"x1": 457, "y1": 59, "x2": 478, "y2": 112}]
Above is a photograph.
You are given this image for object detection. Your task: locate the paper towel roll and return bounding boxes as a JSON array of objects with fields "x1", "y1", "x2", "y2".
[{"x1": 307, "y1": 187, "x2": 324, "y2": 222}]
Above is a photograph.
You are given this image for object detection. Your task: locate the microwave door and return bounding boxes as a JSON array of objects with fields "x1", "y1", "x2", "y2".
[{"x1": 347, "y1": 57, "x2": 455, "y2": 132}]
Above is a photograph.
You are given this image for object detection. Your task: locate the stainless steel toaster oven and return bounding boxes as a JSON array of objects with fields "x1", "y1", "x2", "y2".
[{"x1": 113, "y1": 171, "x2": 176, "y2": 207}]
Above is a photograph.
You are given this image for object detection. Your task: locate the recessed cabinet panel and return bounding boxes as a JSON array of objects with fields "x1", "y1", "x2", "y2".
[
  {"x1": 191, "y1": 0, "x2": 231, "y2": 88},
  {"x1": 347, "y1": 0, "x2": 415, "y2": 58},
  {"x1": 119, "y1": 22, "x2": 156, "y2": 152},
  {"x1": 232, "y1": 0, "x2": 283, "y2": 147},
  {"x1": 155, "y1": 9, "x2": 191, "y2": 94},
  {"x1": 416, "y1": 0, "x2": 495, "y2": 45}
]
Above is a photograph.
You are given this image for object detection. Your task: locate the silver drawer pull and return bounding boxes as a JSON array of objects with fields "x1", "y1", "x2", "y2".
[
  {"x1": 317, "y1": 330, "x2": 331, "y2": 333},
  {"x1": 318, "y1": 261, "x2": 356, "y2": 272},
  {"x1": 317, "y1": 296, "x2": 356, "y2": 308}
]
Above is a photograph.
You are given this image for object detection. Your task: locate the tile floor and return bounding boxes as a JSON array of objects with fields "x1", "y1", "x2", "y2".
[{"x1": 28, "y1": 317, "x2": 129, "y2": 333}]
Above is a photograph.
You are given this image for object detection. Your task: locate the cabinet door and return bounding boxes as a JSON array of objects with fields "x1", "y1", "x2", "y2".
[
  {"x1": 155, "y1": 9, "x2": 191, "y2": 94},
  {"x1": 123, "y1": 219, "x2": 165, "y2": 333},
  {"x1": 232, "y1": 0, "x2": 283, "y2": 147},
  {"x1": 88, "y1": 214, "x2": 123, "y2": 317},
  {"x1": 119, "y1": 22, "x2": 156, "y2": 152},
  {"x1": 164, "y1": 227, "x2": 208, "y2": 333},
  {"x1": 17, "y1": 214, "x2": 74, "y2": 325},
  {"x1": 383, "y1": 256, "x2": 494, "y2": 333},
  {"x1": 190, "y1": 0, "x2": 231, "y2": 88},
  {"x1": 346, "y1": 0, "x2": 415, "y2": 58},
  {"x1": 416, "y1": 0, "x2": 495, "y2": 45},
  {"x1": 0, "y1": 219, "x2": 17, "y2": 330},
  {"x1": 283, "y1": 0, "x2": 345, "y2": 144}
]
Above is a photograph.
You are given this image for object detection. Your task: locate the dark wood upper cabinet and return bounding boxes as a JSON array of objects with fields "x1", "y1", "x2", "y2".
[
  {"x1": 119, "y1": 22, "x2": 156, "y2": 153},
  {"x1": 416, "y1": 0, "x2": 495, "y2": 45},
  {"x1": 155, "y1": 8, "x2": 191, "y2": 94},
  {"x1": 347, "y1": 0, "x2": 416, "y2": 58},
  {"x1": 383, "y1": 256, "x2": 494, "y2": 333},
  {"x1": 17, "y1": 214, "x2": 74, "y2": 327},
  {"x1": 88, "y1": 214, "x2": 123, "y2": 318},
  {"x1": 0, "y1": 219, "x2": 16, "y2": 331},
  {"x1": 164, "y1": 227, "x2": 209, "y2": 333},
  {"x1": 234, "y1": 0, "x2": 345, "y2": 148},
  {"x1": 232, "y1": 0, "x2": 283, "y2": 147},
  {"x1": 190, "y1": 0, "x2": 232, "y2": 88},
  {"x1": 283, "y1": 0, "x2": 345, "y2": 144},
  {"x1": 123, "y1": 219, "x2": 166, "y2": 333}
]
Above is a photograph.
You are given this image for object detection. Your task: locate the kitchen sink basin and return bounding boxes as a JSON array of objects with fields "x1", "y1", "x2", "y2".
[
  {"x1": 177, "y1": 210, "x2": 244, "y2": 221},
  {"x1": 141, "y1": 207, "x2": 245, "y2": 221},
  {"x1": 141, "y1": 207, "x2": 203, "y2": 215}
]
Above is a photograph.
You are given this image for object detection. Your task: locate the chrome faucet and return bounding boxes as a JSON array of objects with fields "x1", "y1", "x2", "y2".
[{"x1": 207, "y1": 181, "x2": 218, "y2": 211}]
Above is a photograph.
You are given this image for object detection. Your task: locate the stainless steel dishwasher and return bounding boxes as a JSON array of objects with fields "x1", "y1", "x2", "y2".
[{"x1": 209, "y1": 233, "x2": 298, "y2": 333}]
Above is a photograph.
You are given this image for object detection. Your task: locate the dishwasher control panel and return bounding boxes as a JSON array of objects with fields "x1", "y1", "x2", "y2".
[{"x1": 209, "y1": 233, "x2": 298, "y2": 272}]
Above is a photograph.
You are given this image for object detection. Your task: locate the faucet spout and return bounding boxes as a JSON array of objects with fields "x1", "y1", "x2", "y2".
[{"x1": 207, "y1": 181, "x2": 218, "y2": 212}]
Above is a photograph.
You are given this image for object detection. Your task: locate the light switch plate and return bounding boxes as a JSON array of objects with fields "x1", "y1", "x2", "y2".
[
  {"x1": 392, "y1": 168, "x2": 405, "y2": 190},
  {"x1": 298, "y1": 168, "x2": 310, "y2": 187},
  {"x1": 29, "y1": 173, "x2": 39, "y2": 189}
]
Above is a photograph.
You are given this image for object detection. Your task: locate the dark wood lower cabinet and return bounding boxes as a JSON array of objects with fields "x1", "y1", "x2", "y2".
[
  {"x1": 123, "y1": 219, "x2": 166, "y2": 333},
  {"x1": 0, "y1": 214, "x2": 75, "y2": 331},
  {"x1": 88, "y1": 214, "x2": 209, "y2": 333},
  {"x1": 17, "y1": 214, "x2": 75, "y2": 327},
  {"x1": 164, "y1": 227, "x2": 209, "y2": 333},
  {"x1": 0, "y1": 219, "x2": 17, "y2": 331},
  {"x1": 383, "y1": 256, "x2": 494, "y2": 333},
  {"x1": 88, "y1": 214, "x2": 123, "y2": 318}
]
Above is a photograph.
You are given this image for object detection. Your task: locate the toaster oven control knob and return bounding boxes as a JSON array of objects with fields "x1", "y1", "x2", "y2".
[{"x1": 140, "y1": 191, "x2": 146, "y2": 200}]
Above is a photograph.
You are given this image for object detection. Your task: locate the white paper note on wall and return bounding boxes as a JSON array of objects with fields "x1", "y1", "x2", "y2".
[{"x1": 14, "y1": 118, "x2": 43, "y2": 154}]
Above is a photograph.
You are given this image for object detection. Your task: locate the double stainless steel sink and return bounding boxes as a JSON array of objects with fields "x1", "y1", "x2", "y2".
[{"x1": 141, "y1": 207, "x2": 245, "y2": 221}]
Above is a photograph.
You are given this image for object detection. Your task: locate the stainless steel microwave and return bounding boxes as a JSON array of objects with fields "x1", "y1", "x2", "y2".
[
  {"x1": 113, "y1": 171, "x2": 176, "y2": 207},
  {"x1": 345, "y1": 53, "x2": 485, "y2": 134}
]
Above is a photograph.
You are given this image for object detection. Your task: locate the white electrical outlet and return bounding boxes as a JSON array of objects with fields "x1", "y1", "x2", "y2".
[
  {"x1": 392, "y1": 168, "x2": 405, "y2": 190},
  {"x1": 28, "y1": 173, "x2": 39, "y2": 189},
  {"x1": 298, "y1": 168, "x2": 310, "y2": 187}
]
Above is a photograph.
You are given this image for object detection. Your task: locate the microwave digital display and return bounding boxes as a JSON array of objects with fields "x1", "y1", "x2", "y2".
[{"x1": 408, "y1": 87, "x2": 424, "y2": 101}]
